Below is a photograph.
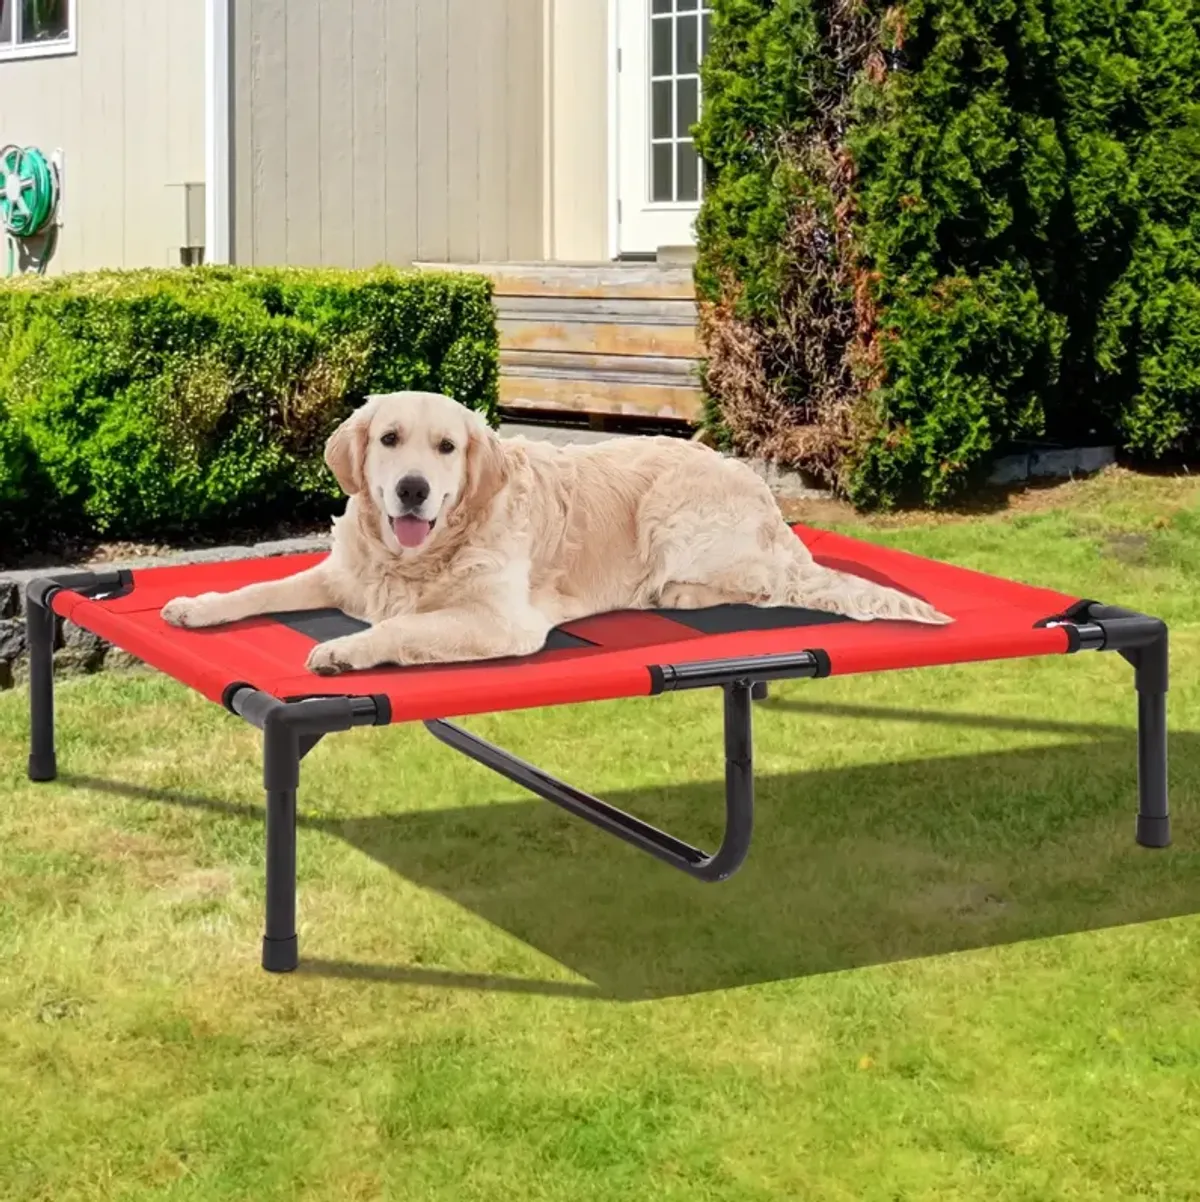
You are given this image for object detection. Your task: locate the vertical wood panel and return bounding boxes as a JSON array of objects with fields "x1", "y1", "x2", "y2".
[
  {"x1": 78, "y1": 0, "x2": 126, "y2": 269},
  {"x1": 284, "y1": 0, "x2": 322, "y2": 264},
  {"x1": 120, "y1": 0, "x2": 148, "y2": 263},
  {"x1": 476, "y1": 1, "x2": 511, "y2": 260},
  {"x1": 124, "y1": 1, "x2": 169, "y2": 265},
  {"x1": 166, "y1": 0, "x2": 206, "y2": 183},
  {"x1": 250, "y1": 0, "x2": 288, "y2": 265},
  {"x1": 232, "y1": 0, "x2": 255, "y2": 263},
  {"x1": 58, "y1": 50, "x2": 84, "y2": 271},
  {"x1": 316, "y1": 0, "x2": 355, "y2": 265},
  {"x1": 505, "y1": 0, "x2": 545, "y2": 259},
  {"x1": 415, "y1": 0, "x2": 450, "y2": 261},
  {"x1": 351, "y1": 0, "x2": 388, "y2": 267},
  {"x1": 384, "y1": 0, "x2": 419, "y2": 265},
  {"x1": 446, "y1": 0, "x2": 479, "y2": 262}
]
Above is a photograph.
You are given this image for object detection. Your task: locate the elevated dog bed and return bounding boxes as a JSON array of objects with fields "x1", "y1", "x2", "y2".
[{"x1": 23, "y1": 523, "x2": 1171, "y2": 973}]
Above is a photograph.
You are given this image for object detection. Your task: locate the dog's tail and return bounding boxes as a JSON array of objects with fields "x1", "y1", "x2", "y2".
[{"x1": 776, "y1": 540, "x2": 953, "y2": 626}]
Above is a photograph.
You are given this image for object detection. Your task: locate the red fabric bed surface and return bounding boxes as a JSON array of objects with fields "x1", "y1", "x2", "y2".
[{"x1": 50, "y1": 525, "x2": 1082, "y2": 722}]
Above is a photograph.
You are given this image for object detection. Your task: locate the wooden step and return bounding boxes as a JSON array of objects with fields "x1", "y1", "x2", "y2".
[
  {"x1": 416, "y1": 260, "x2": 704, "y2": 425},
  {"x1": 499, "y1": 318, "x2": 699, "y2": 358},
  {"x1": 416, "y1": 260, "x2": 696, "y2": 300},
  {"x1": 501, "y1": 349, "x2": 699, "y2": 382},
  {"x1": 496, "y1": 294, "x2": 699, "y2": 359},
  {"x1": 500, "y1": 375, "x2": 704, "y2": 423}
]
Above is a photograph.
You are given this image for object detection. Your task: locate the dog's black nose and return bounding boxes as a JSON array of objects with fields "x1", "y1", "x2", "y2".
[{"x1": 396, "y1": 474, "x2": 431, "y2": 511}]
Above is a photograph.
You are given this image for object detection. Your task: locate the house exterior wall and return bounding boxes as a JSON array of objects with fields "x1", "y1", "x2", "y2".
[
  {"x1": 1, "y1": 0, "x2": 206, "y2": 274},
  {"x1": 231, "y1": 0, "x2": 548, "y2": 268},
  {"x1": 545, "y1": 0, "x2": 611, "y2": 261}
]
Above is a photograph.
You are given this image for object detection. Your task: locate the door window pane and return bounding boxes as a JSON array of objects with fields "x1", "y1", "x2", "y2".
[
  {"x1": 676, "y1": 78, "x2": 698, "y2": 137},
  {"x1": 652, "y1": 143, "x2": 674, "y2": 202},
  {"x1": 651, "y1": 15, "x2": 673, "y2": 76},
  {"x1": 652, "y1": 80, "x2": 673, "y2": 140},
  {"x1": 676, "y1": 143, "x2": 699, "y2": 202},
  {"x1": 0, "y1": 0, "x2": 13, "y2": 44},
  {"x1": 644, "y1": 4, "x2": 713, "y2": 204},
  {"x1": 676, "y1": 12, "x2": 700, "y2": 75}
]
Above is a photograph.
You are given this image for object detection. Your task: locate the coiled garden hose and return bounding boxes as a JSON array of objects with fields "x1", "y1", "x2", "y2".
[{"x1": 1, "y1": 144, "x2": 60, "y2": 277}]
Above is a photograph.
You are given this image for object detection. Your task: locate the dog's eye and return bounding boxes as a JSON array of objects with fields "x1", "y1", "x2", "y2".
[
  {"x1": 380, "y1": 431, "x2": 398, "y2": 448},
  {"x1": 438, "y1": 439, "x2": 456, "y2": 455}
]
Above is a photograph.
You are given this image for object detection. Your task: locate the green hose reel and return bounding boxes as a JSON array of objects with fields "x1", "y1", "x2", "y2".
[{"x1": 1, "y1": 144, "x2": 61, "y2": 277}]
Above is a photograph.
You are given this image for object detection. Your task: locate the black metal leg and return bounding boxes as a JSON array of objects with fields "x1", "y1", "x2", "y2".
[
  {"x1": 1132, "y1": 632, "x2": 1170, "y2": 849},
  {"x1": 425, "y1": 680, "x2": 756, "y2": 882},
  {"x1": 721, "y1": 681, "x2": 755, "y2": 873},
  {"x1": 26, "y1": 589, "x2": 57, "y2": 782},
  {"x1": 262, "y1": 719, "x2": 301, "y2": 972},
  {"x1": 225, "y1": 689, "x2": 386, "y2": 974}
]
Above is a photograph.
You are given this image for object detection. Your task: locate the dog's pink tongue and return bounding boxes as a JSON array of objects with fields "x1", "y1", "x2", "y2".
[{"x1": 392, "y1": 516, "x2": 432, "y2": 548}]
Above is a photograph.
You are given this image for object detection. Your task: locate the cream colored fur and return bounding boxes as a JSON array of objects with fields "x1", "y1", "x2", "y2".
[{"x1": 160, "y1": 390, "x2": 951, "y2": 674}]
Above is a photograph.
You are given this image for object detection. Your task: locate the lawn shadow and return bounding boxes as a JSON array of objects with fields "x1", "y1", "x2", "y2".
[{"x1": 62, "y1": 715, "x2": 1200, "y2": 1002}]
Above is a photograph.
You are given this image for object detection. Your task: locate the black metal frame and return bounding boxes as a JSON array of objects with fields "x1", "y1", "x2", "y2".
[{"x1": 23, "y1": 573, "x2": 1172, "y2": 974}]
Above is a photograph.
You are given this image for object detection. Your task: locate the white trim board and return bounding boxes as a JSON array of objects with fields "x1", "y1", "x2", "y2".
[{"x1": 204, "y1": 0, "x2": 232, "y2": 264}]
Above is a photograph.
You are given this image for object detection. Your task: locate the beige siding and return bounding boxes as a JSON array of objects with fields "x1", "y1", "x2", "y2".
[
  {"x1": 233, "y1": 0, "x2": 547, "y2": 268},
  {"x1": 545, "y1": 0, "x2": 610, "y2": 261},
  {"x1": 1, "y1": 0, "x2": 205, "y2": 274}
]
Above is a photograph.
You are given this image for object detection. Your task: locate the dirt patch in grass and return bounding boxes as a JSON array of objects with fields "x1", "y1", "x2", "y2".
[{"x1": 778, "y1": 465, "x2": 1200, "y2": 530}]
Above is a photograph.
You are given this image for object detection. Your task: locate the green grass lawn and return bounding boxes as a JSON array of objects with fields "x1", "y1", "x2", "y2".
[{"x1": 2, "y1": 468, "x2": 1198, "y2": 1201}]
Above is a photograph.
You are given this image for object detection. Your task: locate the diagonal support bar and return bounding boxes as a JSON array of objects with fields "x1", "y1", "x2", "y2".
[{"x1": 425, "y1": 681, "x2": 756, "y2": 882}]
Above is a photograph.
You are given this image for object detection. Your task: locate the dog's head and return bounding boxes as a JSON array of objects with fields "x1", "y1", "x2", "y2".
[{"x1": 324, "y1": 390, "x2": 508, "y2": 555}]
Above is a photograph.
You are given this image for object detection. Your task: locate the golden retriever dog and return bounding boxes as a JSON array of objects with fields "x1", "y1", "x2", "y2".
[{"x1": 160, "y1": 390, "x2": 951, "y2": 674}]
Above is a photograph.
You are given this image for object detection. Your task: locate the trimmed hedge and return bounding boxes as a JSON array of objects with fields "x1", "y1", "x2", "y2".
[
  {"x1": 694, "y1": 0, "x2": 1200, "y2": 509},
  {"x1": 0, "y1": 265, "x2": 499, "y2": 542}
]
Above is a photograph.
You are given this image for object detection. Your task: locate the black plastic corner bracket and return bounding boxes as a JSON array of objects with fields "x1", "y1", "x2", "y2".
[
  {"x1": 1046, "y1": 601, "x2": 1171, "y2": 849},
  {"x1": 25, "y1": 568, "x2": 133, "y2": 611},
  {"x1": 425, "y1": 680, "x2": 757, "y2": 883},
  {"x1": 24, "y1": 570, "x2": 135, "y2": 784}
]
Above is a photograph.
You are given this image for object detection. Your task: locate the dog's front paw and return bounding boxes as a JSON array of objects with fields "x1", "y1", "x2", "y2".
[
  {"x1": 160, "y1": 593, "x2": 227, "y2": 629},
  {"x1": 305, "y1": 634, "x2": 385, "y2": 676}
]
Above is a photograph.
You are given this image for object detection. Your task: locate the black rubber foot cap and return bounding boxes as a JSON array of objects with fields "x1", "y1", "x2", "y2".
[
  {"x1": 751, "y1": 682, "x2": 770, "y2": 702},
  {"x1": 262, "y1": 935, "x2": 299, "y2": 973},
  {"x1": 28, "y1": 754, "x2": 57, "y2": 782},
  {"x1": 1136, "y1": 814, "x2": 1172, "y2": 849}
]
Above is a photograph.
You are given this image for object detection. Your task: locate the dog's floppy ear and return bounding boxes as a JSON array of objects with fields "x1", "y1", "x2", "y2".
[
  {"x1": 324, "y1": 396, "x2": 381, "y2": 496},
  {"x1": 459, "y1": 409, "x2": 509, "y2": 518}
]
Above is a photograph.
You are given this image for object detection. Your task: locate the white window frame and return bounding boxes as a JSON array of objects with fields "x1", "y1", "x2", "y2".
[{"x1": 0, "y1": 0, "x2": 78, "y2": 63}]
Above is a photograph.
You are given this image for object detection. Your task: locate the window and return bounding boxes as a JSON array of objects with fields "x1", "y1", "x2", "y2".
[
  {"x1": 649, "y1": 0, "x2": 712, "y2": 205},
  {"x1": 0, "y1": 0, "x2": 76, "y2": 62}
]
